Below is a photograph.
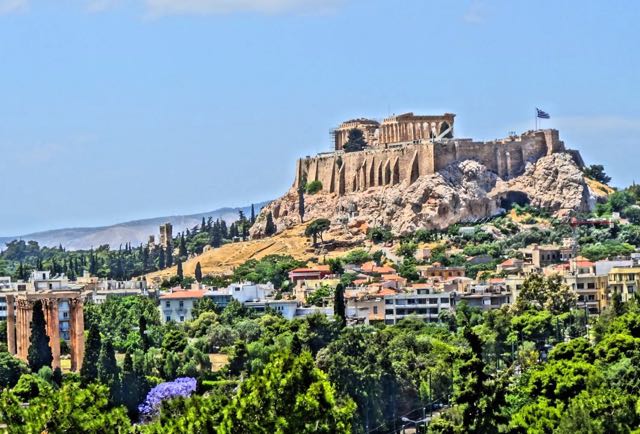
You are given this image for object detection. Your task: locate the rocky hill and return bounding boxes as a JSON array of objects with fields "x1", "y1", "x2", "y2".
[{"x1": 251, "y1": 152, "x2": 608, "y2": 238}]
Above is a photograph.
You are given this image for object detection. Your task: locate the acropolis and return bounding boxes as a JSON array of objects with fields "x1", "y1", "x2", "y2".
[{"x1": 294, "y1": 112, "x2": 580, "y2": 195}]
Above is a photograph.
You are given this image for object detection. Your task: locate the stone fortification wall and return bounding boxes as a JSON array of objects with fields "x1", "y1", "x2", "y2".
[{"x1": 294, "y1": 129, "x2": 566, "y2": 195}]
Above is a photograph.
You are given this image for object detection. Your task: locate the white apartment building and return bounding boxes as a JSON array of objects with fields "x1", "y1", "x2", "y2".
[
  {"x1": 159, "y1": 289, "x2": 207, "y2": 323},
  {"x1": 383, "y1": 288, "x2": 454, "y2": 325}
]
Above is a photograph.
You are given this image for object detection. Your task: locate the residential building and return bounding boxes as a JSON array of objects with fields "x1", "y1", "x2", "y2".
[
  {"x1": 288, "y1": 266, "x2": 331, "y2": 283},
  {"x1": 244, "y1": 300, "x2": 298, "y2": 319},
  {"x1": 417, "y1": 264, "x2": 465, "y2": 280},
  {"x1": 383, "y1": 288, "x2": 454, "y2": 325},
  {"x1": 159, "y1": 289, "x2": 207, "y2": 322},
  {"x1": 457, "y1": 284, "x2": 511, "y2": 311},
  {"x1": 562, "y1": 260, "x2": 607, "y2": 314},
  {"x1": 608, "y1": 267, "x2": 640, "y2": 302}
]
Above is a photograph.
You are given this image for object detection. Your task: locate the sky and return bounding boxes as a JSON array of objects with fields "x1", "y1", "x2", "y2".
[{"x1": 1, "y1": 0, "x2": 639, "y2": 236}]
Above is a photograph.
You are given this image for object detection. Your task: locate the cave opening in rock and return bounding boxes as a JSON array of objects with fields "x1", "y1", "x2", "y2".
[{"x1": 500, "y1": 191, "x2": 530, "y2": 209}]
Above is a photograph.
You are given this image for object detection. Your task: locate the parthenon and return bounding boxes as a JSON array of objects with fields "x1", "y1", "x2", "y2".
[{"x1": 333, "y1": 112, "x2": 455, "y2": 150}]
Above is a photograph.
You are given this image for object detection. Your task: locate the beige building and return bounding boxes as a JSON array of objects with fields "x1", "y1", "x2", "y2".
[
  {"x1": 608, "y1": 267, "x2": 640, "y2": 302},
  {"x1": 562, "y1": 261, "x2": 608, "y2": 314}
]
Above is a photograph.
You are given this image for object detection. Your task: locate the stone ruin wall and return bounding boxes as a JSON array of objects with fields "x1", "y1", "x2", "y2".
[{"x1": 294, "y1": 129, "x2": 566, "y2": 196}]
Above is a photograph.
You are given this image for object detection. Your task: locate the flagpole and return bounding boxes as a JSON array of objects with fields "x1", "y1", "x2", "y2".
[{"x1": 535, "y1": 108, "x2": 537, "y2": 131}]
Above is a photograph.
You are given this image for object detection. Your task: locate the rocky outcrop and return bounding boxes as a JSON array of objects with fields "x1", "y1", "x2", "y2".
[
  {"x1": 490, "y1": 153, "x2": 594, "y2": 215},
  {"x1": 251, "y1": 152, "x2": 603, "y2": 237}
]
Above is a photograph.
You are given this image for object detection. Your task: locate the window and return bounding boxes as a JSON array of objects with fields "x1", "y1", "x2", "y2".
[
  {"x1": 63, "y1": 312, "x2": 68, "y2": 318},
  {"x1": 179, "y1": 316, "x2": 185, "y2": 322},
  {"x1": 576, "y1": 283, "x2": 585, "y2": 289},
  {"x1": 385, "y1": 309, "x2": 394, "y2": 315},
  {"x1": 179, "y1": 301, "x2": 184, "y2": 308},
  {"x1": 166, "y1": 316, "x2": 171, "y2": 322},
  {"x1": 165, "y1": 301, "x2": 170, "y2": 308},
  {"x1": 588, "y1": 295, "x2": 595, "y2": 301},
  {"x1": 373, "y1": 306, "x2": 378, "y2": 314},
  {"x1": 587, "y1": 282, "x2": 596, "y2": 289},
  {"x1": 385, "y1": 299, "x2": 393, "y2": 305},
  {"x1": 440, "y1": 297, "x2": 449, "y2": 304}
]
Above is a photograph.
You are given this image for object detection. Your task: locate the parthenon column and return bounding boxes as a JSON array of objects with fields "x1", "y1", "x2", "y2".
[{"x1": 6, "y1": 295, "x2": 15, "y2": 355}]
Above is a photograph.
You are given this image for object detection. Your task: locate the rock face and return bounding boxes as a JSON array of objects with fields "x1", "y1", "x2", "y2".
[
  {"x1": 491, "y1": 153, "x2": 595, "y2": 215},
  {"x1": 251, "y1": 152, "x2": 602, "y2": 237}
]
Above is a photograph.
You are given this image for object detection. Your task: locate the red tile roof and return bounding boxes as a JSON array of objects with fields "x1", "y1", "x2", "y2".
[{"x1": 160, "y1": 289, "x2": 207, "y2": 300}]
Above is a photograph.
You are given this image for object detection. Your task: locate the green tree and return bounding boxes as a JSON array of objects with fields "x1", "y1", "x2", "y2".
[
  {"x1": 453, "y1": 325, "x2": 509, "y2": 433},
  {"x1": 0, "y1": 382, "x2": 130, "y2": 433},
  {"x1": 219, "y1": 350, "x2": 355, "y2": 433},
  {"x1": 176, "y1": 260, "x2": 184, "y2": 281},
  {"x1": 343, "y1": 128, "x2": 367, "y2": 152},
  {"x1": 298, "y1": 174, "x2": 306, "y2": 223},
  {"x1": 27, "y1": 300, "x2": 53, "y2": 372},
  {"x1": 305, "y1": 180, "x2": 323, "y2": 194},
  {"x1": 264, "y1": 211, "x2": 277, "y2": 236},
  {"x1": 162, "y1": 323, "x2": 188, "y2": 353},
  {"x1": 81, "y1": 322, "x2": 102, "y2": 384},
  {"x1": 194, "y1": 262, "x2": 203, "y2": 282},
  {"x1": 97, "y1": 338, "x2": 119, "y2": 389},
  {"x1": 305, "y1": 218, "x2": 331, "y2": 246},
  {"x1": 583, "y1": 164, "x2": 611, "y2": 184},
  {"x1": 334, "y1": 283, "x2": 346, "y2": 327},
  {"x1": 396, "y1": 241, "x2": 418, "y2": 259},
  {"x1": 0, "y1": 352, "x2": 28, "y2": 389},
  {"x1": 515, "y1": 274, "x2": 576, "y2": 315}
]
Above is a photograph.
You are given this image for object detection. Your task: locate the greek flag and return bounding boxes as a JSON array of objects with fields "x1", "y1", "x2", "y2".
[{"x1": 536, "y1": 108, "x2": 550, "y2": 119}]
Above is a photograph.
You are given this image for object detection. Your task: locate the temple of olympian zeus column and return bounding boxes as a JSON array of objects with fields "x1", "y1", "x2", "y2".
[{"x1": 5, "y1": 291, "x2": 86, "y2": 371}]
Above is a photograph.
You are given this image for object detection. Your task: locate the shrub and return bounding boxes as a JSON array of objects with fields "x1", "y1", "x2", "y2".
[{"x1": 305, "y1": 180, "x2": 323, "y2": 194}]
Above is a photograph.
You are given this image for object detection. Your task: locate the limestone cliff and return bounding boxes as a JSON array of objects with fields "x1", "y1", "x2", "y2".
[{"x1": 251, "y1": 152, "x2": 604, "y2": 238}]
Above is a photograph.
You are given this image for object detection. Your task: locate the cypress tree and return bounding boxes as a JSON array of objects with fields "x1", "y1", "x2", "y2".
[
  {"x1": 27, "y1": 300, "x2": 53, "y2": 372},
  {"x1": 179, "y1": 235, "x2": 187, "y2": 258},
  {"x1": 166, "y1": 244, "x2": 173, "y2": 267},
  {"x1": 98, "y1": 337, "x2": 119, "y2": 384},
  {"x1": 98, "y1": 337, "x2": 120, "y2": 402},
  {"x1": 158, "y1": 247, "x2": 165, "y2": 270},
  {"x1": 297, "y1": 175, "x2": 306, "y2": 223},
  {"x1": 195, "y1": 262, "x2": 203, "y2": 282},
  {"x1": 120, "y1": 351, "x2": 142, "y2": 418},
  {"x1": 265, "y1": 212, "x2": 277, "y2": 236},
  {"x1": 177, "y1": 260, "x2": 184, "y2": 281},
  {"x1": 334, "y1": 283, "x2": 346, "y2": 327},
  {"x1": 139, "y1": 315, "x2": 150, "y2": 352},
  {"x1": 81, "y1": 322, "x2": 101, "y2": 384},
  {"x1": 250, "y1": 204, "x2": 256, "y2": 224}
]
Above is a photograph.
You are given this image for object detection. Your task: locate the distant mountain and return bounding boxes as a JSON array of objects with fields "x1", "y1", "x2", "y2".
[{"x1": 0, "y1": 202, "x2": 270, "y2": 251}]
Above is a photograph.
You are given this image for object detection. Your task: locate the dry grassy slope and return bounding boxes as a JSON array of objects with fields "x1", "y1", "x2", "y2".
[
  {"x1": 585, "y1": 177, "x2": 615, "y2": 197},
  {"x1": 146, "y1": 224, "x2": 326, "y2": 283}
]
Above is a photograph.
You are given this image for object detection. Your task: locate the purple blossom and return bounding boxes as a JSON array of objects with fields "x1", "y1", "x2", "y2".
[{"x1": 138, "y1": 377, "x2": 197, "y2": 417}]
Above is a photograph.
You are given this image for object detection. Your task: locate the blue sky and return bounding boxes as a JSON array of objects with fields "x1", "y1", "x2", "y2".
[{"x1": 1, "y1": 0, "x2": 639, "y2": 236}]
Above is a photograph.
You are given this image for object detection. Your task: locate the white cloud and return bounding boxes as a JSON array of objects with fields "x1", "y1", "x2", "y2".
[
  {"x1": 463, "y1": 0, "x2": 485, "y2": 24},
  {"x1": 144, "y1": 0, "x2": 342, "y2": 16},
  {"x1": 0, "y1": 0, "x2": 28, "y2": 14},
  {"x1": 85, "y1": 0, "x2": 122, "y2": 13}
]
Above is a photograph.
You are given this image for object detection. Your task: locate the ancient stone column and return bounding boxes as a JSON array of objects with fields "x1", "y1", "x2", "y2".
[
  {"x1": 70, "y1": 298, "x2": 85, "y2": 372},
  {"x1": 6, "y1": 295, "x2": 16, "y2": 355},
  {"x1": 45, "y1": 298, "x2": 61, "y2": 370},
  {"x1": 69, "y1": 299, "x2": 77, "y2": 371},
  {"x1": 16, "y1": 299, "x2": 33, "y2": 361}
]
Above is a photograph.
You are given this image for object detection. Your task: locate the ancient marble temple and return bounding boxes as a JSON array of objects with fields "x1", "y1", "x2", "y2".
[{"x1": 5, "y1": 272, "x2": 86, "y2": 371}]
